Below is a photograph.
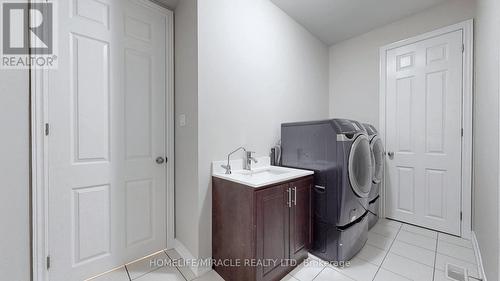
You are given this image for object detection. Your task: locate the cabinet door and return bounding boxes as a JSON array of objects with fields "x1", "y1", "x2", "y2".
[
  {"x1": 256, "y1": 184, "x2": 291, "y2": 281},
  {"x1": 290, "y1": 178, "x2": 313, "y2": 261}
]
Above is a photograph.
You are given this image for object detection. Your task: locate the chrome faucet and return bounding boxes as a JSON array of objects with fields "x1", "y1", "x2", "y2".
[
  {"x1": 221, "y1": 146, "x2": 247, "y2": 174},
  {"x1": 244, "y1": 151, "x2": 258, "y2": 170}
]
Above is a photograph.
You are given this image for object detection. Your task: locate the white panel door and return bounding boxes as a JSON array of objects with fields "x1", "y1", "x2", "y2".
[
  {"x1": 121, "y1": 0, "x2": 167, "y2": 262},
  {"x1": 47, "y1": 0, "x2": 171, "y2": 280},
  {"x1": 385, "y1": 30, "x2": 463, "y2": 235}
]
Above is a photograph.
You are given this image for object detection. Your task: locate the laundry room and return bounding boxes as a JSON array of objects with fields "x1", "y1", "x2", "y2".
[{"x1": 1, "y1": 0, "x2": 499, "y2": 281}]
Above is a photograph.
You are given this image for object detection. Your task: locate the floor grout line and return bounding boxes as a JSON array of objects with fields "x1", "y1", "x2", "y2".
[
  {"x1": 355, "y1": 255, "x2": 385, "y2": 268},
  {"x1": 437, "y1": 238, "x2": 475, "y2": 249},
  {"x1": 124, "y1": 265, "x2": 132, "y2": 281},
  {"x1": 310, "y1": 265, "x2": 327, "y2": 281},
  {"x1": 176, "y1": 267, "x2": 189, "y2": 281},
  {"x1": 388, "y1": 252, "x2": 435, "y2": 269},
  {"x1": 370, "y1": 222, "x2": 403, "y2": 281},
  {"x1": 364, "y1": 242, "x2": 391, "y2": 253},
  {"x1": 365, "y1": 231, "x2": 398, "y2": 252},
  {"x1": 434, "y1": 251, "x2": 478, "y2": 264},
  {"x1": 164, "y1": 249, "x2": 190, "y2": 281},
  {"x1": 369, "y1": 229, "x2": 400, "y2": 239},
  {"x1": 395, "y1": 238, "x2": 437, "y2": 252},
  {"x1": 432, "y1": 233, "x2": 439, "y2": 281},
  {"x1": 379, "y1": 267, "x2": 415, "y2": 281}
]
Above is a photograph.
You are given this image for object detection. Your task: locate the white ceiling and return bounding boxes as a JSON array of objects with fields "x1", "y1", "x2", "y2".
[{"x1": 271, "y1": 0, "x2": 449, "y2": 45}]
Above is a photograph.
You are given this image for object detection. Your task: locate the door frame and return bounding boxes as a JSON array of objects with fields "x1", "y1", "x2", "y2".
[
  {"x1": 30, "y1": 1, "x2": 175, "y2": 280},
  {"x1": 379, "y1": 19, "x2": 474, "y2": 239}
]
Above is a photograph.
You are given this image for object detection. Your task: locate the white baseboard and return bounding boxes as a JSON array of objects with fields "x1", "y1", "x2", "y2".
[
  {"x1": 174, "y1": 239, "x2": 212, "y2": 277},
  {"x1": 471, "y1": 231, "x2": 487, "y2": 281}
]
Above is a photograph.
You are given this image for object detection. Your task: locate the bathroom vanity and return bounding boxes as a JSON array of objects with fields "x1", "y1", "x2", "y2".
[{"x1": 212, "y1": 158, "x2": 314, "y2": 281}]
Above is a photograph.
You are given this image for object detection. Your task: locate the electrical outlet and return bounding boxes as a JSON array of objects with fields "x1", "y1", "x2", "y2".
[{"x1": 179, "y1": 114, "x2": 186, "y2": 127}]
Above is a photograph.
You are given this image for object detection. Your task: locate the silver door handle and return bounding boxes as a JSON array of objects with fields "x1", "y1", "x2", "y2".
[
  {"x1": 387, "y1": 151, "x2": 394, "y2": 159},
  {"x1": 287, "y1": 188, "x2": 292, "y2": 208},
  {"x1": 156, "y1": 157, "x2": 165, "y2": 164},
  {"x1": 292, "y1": 187, "x2": 297, "y2": 206}
]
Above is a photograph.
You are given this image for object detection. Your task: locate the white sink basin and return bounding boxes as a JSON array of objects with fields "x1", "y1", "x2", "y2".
[
  {"x1": 212, "y1": 157, "x2": 314, "y2": 188},
  {"x1": 233, "y1": 167, "x2": 289, "y2": 177}
]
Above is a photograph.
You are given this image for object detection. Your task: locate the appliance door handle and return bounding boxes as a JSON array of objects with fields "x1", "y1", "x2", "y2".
[{"x1": 315, "y1": 185, "x2": 326, "y2": 190}]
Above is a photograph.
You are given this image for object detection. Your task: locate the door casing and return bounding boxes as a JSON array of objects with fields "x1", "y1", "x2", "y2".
[
  {"x1": 29, "y1": 1, "x2": 175, "y2": 280},
  {"x1": 379, "y1": 19, "x2": 473, "y2": 239}
]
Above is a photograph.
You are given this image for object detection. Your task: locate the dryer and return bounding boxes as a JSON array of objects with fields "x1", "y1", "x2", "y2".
[
  {"x1": 281, "y1": 119, "x2": 373, "y2": 262},
  {"x1": 362, "y1": 123, "x2": 384, "y2": 229}
]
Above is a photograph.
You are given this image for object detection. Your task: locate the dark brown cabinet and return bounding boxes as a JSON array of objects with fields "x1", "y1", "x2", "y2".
[
  {"x1": 213, "y1": 175, "x2": 313, "y2": 281},
  {"x1": 289, "y1": 178, "x2": 313, "y2": 261},
  {"x1": 255, "y1": 184, "x2": 290, "y2": 281}
]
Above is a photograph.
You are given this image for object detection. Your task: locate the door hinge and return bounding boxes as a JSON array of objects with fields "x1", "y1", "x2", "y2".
[
  {"x1": 461, "y1": 128, "x2": 464, "y2": 137},
  {"x1": 462, "y1": 44, "x2": 465, "y2": 53},
  {"x1": 45, "y1": 123, "x2": 50, "y2": 136},
  {"x1": 46, "y1": 256, "x2": 51, "y2": 270},
  {"x1": 460, "y1": 212, "x2": 463, "y2": 221}
]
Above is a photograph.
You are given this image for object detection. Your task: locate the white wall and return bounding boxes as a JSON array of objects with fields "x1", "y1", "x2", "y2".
[
  {"x1": 473, "y1": 0, "x2": 500, "y2": 279},
  {"x1": 174, "y1": 0, "x2": 200, "y2": 258},
  {"x1": 0, "y1": 70, "x2": 30, "y2": 281},
  {"x1": 328, "y1": 0, "x2": 477, "y2": 127},
  {"x1": 189, "y1": 0, "x2": 329, "y2": 262}
]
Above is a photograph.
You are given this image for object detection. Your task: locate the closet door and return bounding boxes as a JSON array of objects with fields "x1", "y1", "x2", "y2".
[
  {"x1": 47, "y1": 0, "x2": 171, "y2": 279},
  {"x1": 385, "y1": 30, "x2": 463, "y2": 235}
]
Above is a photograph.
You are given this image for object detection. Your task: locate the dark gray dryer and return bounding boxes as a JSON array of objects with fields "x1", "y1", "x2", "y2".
[
  {"x1": 281, "y1": 119, "x2": 373, "y2": 262},
  {"x1": 363, "y1": 123, "x2": 384, "y2": 229}
]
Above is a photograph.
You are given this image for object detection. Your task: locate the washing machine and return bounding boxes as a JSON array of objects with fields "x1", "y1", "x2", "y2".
[
  {"x1": 281, "y1": 119, "x2": 373, "y2": 262},
  {"x1": 362, "y1": 123, "x2": 384, "y2": 229}
]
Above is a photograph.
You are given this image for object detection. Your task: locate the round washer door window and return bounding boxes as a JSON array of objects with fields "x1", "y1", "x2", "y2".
[
  {"x1": 371, "y1": 137, "x2": 384, "y2": 184},
  {"x1": 348, "y1": 134, "x2": 373, "y2": 198}
]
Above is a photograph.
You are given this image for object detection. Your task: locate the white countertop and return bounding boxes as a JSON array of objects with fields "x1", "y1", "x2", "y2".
[{"x1": 212, "y1": 157, "x2": 314, "y2": 188}]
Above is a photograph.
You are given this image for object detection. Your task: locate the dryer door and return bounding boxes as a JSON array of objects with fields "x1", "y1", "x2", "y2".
[
  {"x1": 348, "y1": 134, "x2": 373, "y2": 198},
  {"x1": 371, "y1": 136, "x2": 384, "y2": 184}
]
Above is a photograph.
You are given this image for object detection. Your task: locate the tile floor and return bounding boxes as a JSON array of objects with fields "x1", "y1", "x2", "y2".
[{"x1": 90, "y1": 219, "x2": 479, "y2": 281}]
